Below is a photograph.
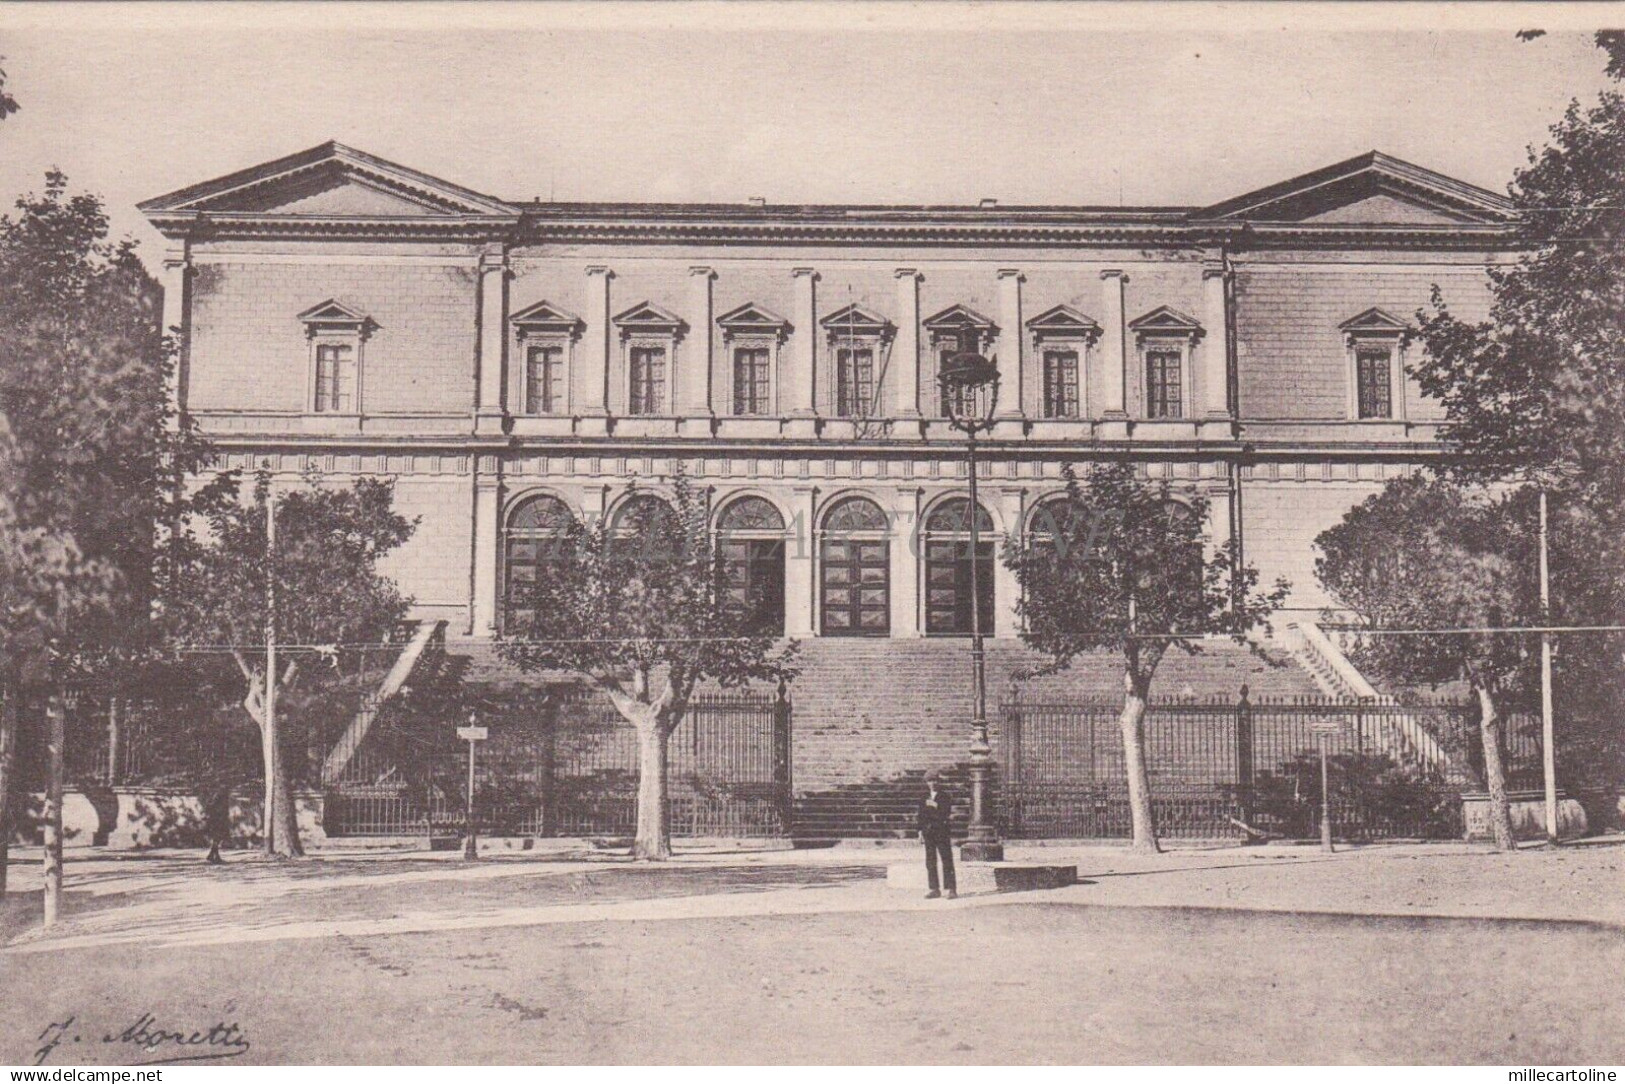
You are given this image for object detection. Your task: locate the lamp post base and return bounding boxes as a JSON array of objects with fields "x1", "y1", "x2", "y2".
[{"x1": 960, "y1": 839, "x2": 1005, "y2": 862}]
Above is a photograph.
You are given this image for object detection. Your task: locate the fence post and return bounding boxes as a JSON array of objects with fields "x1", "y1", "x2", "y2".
[
  {"x1": 772, "y1": 676, "x2": 793, "y2": 835},
  {"x1": 1004, "y1": 683, "x2": 1023, "y2": 837},
  {"x1": 1234, "y1": 684, "x2": 1254, "y2": 834}
]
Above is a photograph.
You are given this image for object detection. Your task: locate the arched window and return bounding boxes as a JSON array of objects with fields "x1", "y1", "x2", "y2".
[
  {"x1": 503, "y1": 494, "x2": 577, "y2": 631},
  {"x1": 717, "y1": 497, "x2": 788, "y2": 637},
  {"x1": 922, "y1": 497, "x2": 995, "y2": 636},
  {"x1": 820, "y1": 496, "x2": 890, "y2": 637}
]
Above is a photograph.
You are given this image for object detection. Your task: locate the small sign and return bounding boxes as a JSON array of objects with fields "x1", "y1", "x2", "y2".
[
  {"x1": 1308, "y1": 720, "x2": 1344, "y2": 736},
  {"x1": 457, "y1": 726, "x2": 489, "y2": 741}
]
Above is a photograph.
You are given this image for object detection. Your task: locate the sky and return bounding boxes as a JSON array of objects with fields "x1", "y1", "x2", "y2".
[{"x1": 0, "y1": 2, "x2": 1617, "y2": 271}]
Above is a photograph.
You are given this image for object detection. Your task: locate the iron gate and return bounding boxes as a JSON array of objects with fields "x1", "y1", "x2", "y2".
[
  {"x1": 1000, "y1": 690, "x2": 1542, "y2": 841},
  {"x1": 325, "y1": 685, "x2": 791, "y2": 838}
]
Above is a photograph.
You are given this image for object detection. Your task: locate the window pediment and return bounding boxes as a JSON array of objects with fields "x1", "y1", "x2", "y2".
[
  {"x1": 923, "y1": 304, "x2": 996, "y2": 333},
  {"x1": 717, "y1": 302, "x2": 792, "y2": 342},
  {"x1": 1339, "y1": 307, "x2": 1412, "y2": 344},
  {"x1": 298, "y1": 299, "x2": 375, "y2": 338},
  {"x1": 1128, "y1": 305, "x2": 1203, "y2": 340},
  {"x1": 821, "y1": 303, "x2": 894, "y2": 343},
  {"x1": 613, "y1": 301, "x2": 686, "y2": 340},
  {"x1": 512, "y1": 299, "x2": 585, "y2": 339},
  {"x1": 1027, "y1": 303, "x2": 1102, "y2": 343}
]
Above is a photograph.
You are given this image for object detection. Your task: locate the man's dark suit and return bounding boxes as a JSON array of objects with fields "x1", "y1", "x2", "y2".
[{"x1": 917, "y1": 788, "x2": 956, "y2": 895}]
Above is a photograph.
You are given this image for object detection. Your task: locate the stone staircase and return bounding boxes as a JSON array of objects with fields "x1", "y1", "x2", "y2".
[{"x1": 787, "y1": 637, "x2": 1320, "y2": 839}]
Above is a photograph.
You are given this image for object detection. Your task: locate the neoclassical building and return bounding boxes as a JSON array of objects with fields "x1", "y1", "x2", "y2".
[{"x1": 141, "y1": 143, "x2": 1517, "y2": 646}]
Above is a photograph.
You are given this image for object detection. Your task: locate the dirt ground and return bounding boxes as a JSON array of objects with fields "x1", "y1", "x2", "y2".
[{"x1": 3, "y1": 840, "x2": 1624, "y2": 1064}]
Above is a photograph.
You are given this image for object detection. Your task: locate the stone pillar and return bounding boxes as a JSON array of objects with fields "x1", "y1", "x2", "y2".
[
  {"x1": 995, "y1": 269, "x2": 1025, "y2": 420},
  {"x1": 894, "y1": 269, "x2": 923, "y2": 422},
  {"x1": 1099, "y1": 270, "x2": 1128, "y2": 418},
  {"x1": 684, "y1": 267, "x2": 716, "y2": 430},
  {"x1": 1204, "y1": 473, "x2": 1231, "y2": 568},
  {"x1": 160, "y1": 247, "x2": 192, "y2": 429},
  {"x1": 785, "y1": 485, "x2": 818, "y2": 637},
  {"x1": 476, "y1": 247, "x2": 510, "y2": 434},
  {"x1": 787, "y1": 268, "x2": 819, "y2": 436},
  {"x1": 471, "y1": 457, "x2": 502, "y2": 637},
  {"x1": 581, "y1": 267, "x2": 613, "y2": 426},
  {"x1": 1201, "y1": 266, "x2": 1231, "y2": 418},
  {"x1": 993, "y1": 487, "x2": 1025, "y2": 638},
  {"x1": 889, "y1": 487, "x2": 922, "y2": 637}
]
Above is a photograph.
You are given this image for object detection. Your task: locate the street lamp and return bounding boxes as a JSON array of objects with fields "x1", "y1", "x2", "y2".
[{"x1": 939, "y1": 351, "x2": 1005, "y2": 862}]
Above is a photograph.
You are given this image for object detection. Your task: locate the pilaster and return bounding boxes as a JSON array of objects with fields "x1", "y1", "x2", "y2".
[
  {"x1": 1099, "y1": 270, "x2": 1128, "y2": 421},
  {"x1": 683, "y1": 266, "x2": 716, "y2": 433},
  {"x1": 785, "y1": 485, "x2": 818, "y2": 637},
  {"x1": 1201, "y1": 265, "x2": 1232, "y2": 419},
  {"x1": 890, "y1": 487, "x2": 922, "y2": 638},
  {"x1": 995, "y1": 269, "x2": 1025, "y2": 422},
  {"x1": 160, "y1": 247, "x2": 192, "y2": 430},
  {"x1": 580, "y1": 266, "x2": 613, "y2": 434},
  {"x1": 993, "y1": 487, "x2": 1025, "y2": 639},
  {"x1": 471, "y1": 457, "x2": 502, "y2": 637},
  {"x1": 475, "y1": 247, "x2": 510, "y2": 435},
  {"x1": 893, "y1": 269, "x2": 923, "y2": 425},
  {"x1": 787, "y1": 268, "x2": 819, "y2": 437}
]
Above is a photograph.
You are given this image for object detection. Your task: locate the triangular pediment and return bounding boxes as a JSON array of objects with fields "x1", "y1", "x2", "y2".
[
  {"x1": 1339, "y1": 307, "x2": 1411, "y2": 335},
  {"x1": 716, "y1": 302, "x2": 791, "y2": 330},
  {"x1": 1202, "y1": 152, "x2": 1512, "y2": 225},
  {"x1": 297, "y1": 299, "x2": 369, "y2": 326},
  {"x1": 1026, "y1": 304, "x2": 1101, "y2": 334},
  {"x1": 820, "y1": 303, "x2": 892, "y2": 333},
  {"x1": 138, "y1": 141, "x2": 515, "y2": 218},
  {"x1": 613, "y1": 301, "x2": 685, "y2": 331},
  {"x1": 923, "y1": 304, "x2": 996, "y2": 330},
  {"x1": 1128, "y1": 306, "x2": 1203, "y2": 335},
  {"x1": 512, "y1": 300, "x2": 584, "y2": 333}
]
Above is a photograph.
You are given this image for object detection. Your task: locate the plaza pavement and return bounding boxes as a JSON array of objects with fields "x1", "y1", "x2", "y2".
[{"x1": 4, "y1": 835, "x2": 1623, "y2": 955}]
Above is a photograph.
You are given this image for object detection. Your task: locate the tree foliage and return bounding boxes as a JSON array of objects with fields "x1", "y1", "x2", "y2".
[
  {"x1": 1315, "y1": 475, "x2": 1539, "y2": 848},
  {"x1": 500, "y1": 469, "x2": 796, "y2": 859},
  {"x1": 162, "y1": 473, "x2": 415, "y2": 855},
  {"x1": 1006, "y1": 461, "x2": 1289, "y2": 851}
]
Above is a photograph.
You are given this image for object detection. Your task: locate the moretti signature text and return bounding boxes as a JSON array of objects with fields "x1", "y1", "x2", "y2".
[{"x1": 34, "y1": 1014, "x2": 251, "y2": 1066}]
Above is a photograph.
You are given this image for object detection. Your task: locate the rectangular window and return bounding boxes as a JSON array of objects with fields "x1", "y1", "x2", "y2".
[
  {"x1": 732, "y1": 347, "x2": 771, "y2": 415},
  {"x1": 1042, "y1": 349, "x2": 1080, "y2": 418},
  {"x1": 1356, "y1": 347, "x2": 1393, "y2": 419},
  {"x1": 628, "y1": 346, "x2": 666, "y2": 415},
  {"x1": 835, "y1": 347, "x2": 875, "y2": 417},
  {"x1": 313, "y1": 343, "x2": 355, "y2": 413},
  {"x1": 1145, "y1": 349, "x2": 1183, "y2": 419},
  {"x1": 525, "y1": 345, "x2": 564, "y2": 414},
  {"x1": 937, "y1": 336, "x2": 970, "y2": 417}
]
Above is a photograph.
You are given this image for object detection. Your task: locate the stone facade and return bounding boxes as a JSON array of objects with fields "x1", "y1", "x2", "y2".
[{"x1": 142, "y1": 143, "x2": 1519, "y2": 641}]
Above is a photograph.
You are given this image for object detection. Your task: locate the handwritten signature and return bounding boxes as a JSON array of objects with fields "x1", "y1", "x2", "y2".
[{"x1": 34, "y1": 1014, "x2": 251, "y2": 1066}]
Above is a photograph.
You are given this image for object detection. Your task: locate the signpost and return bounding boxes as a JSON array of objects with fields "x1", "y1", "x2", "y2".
[
  {"x1": 456, "y1": 716, "x2": 488, "y2": 860},
  {"x1": 1308, "y1": 718, "x2": 1343, "y2": 854}
]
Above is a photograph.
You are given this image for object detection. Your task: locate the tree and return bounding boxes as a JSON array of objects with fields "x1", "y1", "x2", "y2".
[
  {"x1": 0, "y1": 173, "x2": 222, "y2": 892},
  {"x1": 500, "y1": 470, "x2": 796, "y2": 860},
  {"x1": 1006, "y1": 462, "x2": 1289, "y2": 853},
  {"x1": 163, "y1": 474, "x2": 414, "y2": 856},
  {"x1": 0, "y1": 56, "x2": 19, "y2": 121},
  {"x1": 1412, "y1": 32, "x2": 1625, "y2": 793},
  {"x1": 1315, "y1": 476, "x2": 1537, "y2": 851}
]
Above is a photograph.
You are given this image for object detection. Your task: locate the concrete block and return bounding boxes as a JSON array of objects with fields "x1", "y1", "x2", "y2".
[{"x1": 887, "y1": 860, "x2": 1078, "y2": 894}]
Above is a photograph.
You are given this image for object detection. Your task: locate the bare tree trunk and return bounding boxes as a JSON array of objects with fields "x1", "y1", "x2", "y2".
[
  {"x1": 1474, "y1": 684, "x2": 1516, "y2": 852},
  {"x1": 0, "y1": 684, "x2": 16, "y2": 897},
  {"x1": 1119, "y1": 669, "x2": 1161, "y2": 854},
  {"x1": 632, "y1": 720, "x2": 671, "y2": 860}
]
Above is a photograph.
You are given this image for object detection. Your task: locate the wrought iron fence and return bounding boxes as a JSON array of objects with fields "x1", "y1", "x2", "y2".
[
  {"x1": 325, "y1": 684, "x2": 791, "y2": 838},
  {"x1": 1000, "y1": 690, "x2": 1544, "y2": 841}
]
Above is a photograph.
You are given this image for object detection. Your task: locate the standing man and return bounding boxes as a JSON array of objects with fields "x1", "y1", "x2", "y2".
[{"x1": 918, "y1": 773, "x2": 957, "y2": 899}]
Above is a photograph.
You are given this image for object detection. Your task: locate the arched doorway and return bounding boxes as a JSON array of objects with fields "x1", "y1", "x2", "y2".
[
  {"x1": 608, "y1": 493, "x2": 679, "y2": 564},
  {"x1": 717, "y1": 496, "x2": 787, "y2": 637},
  {"x1": 923, "y1": 497, "x2": 995, "y2": 636},
  {"x1": 503, "y1": 493, "x2": 577, "y2": 631},
  {"x1": 820, "y1": 496, "x2": 890, "y2": 637}
]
